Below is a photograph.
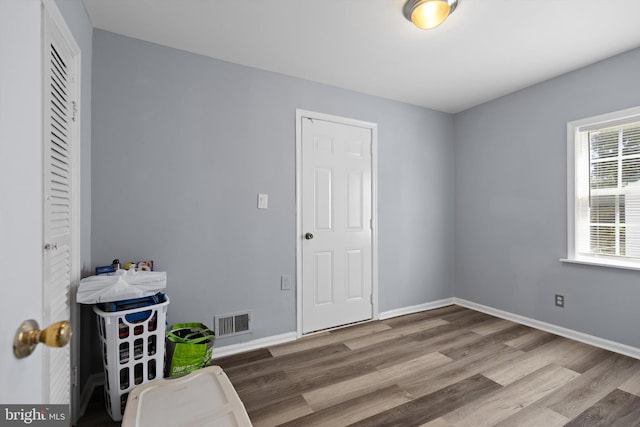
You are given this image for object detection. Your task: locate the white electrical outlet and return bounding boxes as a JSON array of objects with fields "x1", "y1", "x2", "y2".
[
  {"x1": 281, "y1": 274, "x2": 291, "y2": 290},
  {"x1": 258, "y1": 193, "x2": 268, "y2": 209}
]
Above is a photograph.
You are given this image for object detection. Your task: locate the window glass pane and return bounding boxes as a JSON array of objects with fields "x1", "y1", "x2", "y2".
[
  {"x1": 590, "y1": 160, "x2": 617, "y2": 189},
  {"x1": 622, "y1": 158, "x2": 640, "y2": 186},
  {"x1": 622, "y1": 125, "x2": 640, "y2": 156},
  {"x1": 590, "y1": 195, "x2": 616, "y2": 223},
  {"x1": 590, "y1": 225, "x2": 615, "y2": 255},
  {"x1": 590, "y1": 129, "x2": 618, "y2": 159}
]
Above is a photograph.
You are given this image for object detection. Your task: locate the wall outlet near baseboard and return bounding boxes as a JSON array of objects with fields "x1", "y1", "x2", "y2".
[
  {"x1": 281, "y1": 274, "x2": 291, "y2": 290},
  {"x1": 555, "y1": 294, "x2": 565, "y2": 307}
]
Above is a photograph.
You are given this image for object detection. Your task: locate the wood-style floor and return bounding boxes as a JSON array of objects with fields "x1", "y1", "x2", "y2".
[
  {"x1": 76, "y1": 305, "x2": 640, "y2": 426},
  {"x1": 216, "y1": 305, "x2": 640, "y2": 427}
]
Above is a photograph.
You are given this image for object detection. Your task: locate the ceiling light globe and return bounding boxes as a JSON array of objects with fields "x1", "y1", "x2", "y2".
[{"x1": 411, "y1": 0, "x2": 451, "y2": 29}]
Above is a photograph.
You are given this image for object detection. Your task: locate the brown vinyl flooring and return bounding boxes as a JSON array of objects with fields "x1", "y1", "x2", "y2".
[{"x1": 76, "y1": 305, "x2": 640, "y2": 426}]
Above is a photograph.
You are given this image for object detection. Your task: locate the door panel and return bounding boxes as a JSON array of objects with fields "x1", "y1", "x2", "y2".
[
  {"x1": 301, "y1": 116, "x2": 373, "y2": 334},
  {"x1": 347, "y1": 170, "x2": 363, "y2": 230},
  {"x1": 0, "y1": 0, "x2": 45, "y2": 403},
  {"x1": 346, "y1": 249, "x2": 363, "y2": 300},
  {"x1": 0, "y1": 0, "x2": 78, "y2": 407},
  {"x1": 315, "y1": 168, "x2": 333, "y2": 230},
  {"x1": 314, "y1": 251, "x2": 334, "y2": 305}
]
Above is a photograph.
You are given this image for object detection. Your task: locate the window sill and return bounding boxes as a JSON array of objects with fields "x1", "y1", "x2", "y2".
[{"x1": 560, "y1": 257, "x2": 640, "y2": 272}]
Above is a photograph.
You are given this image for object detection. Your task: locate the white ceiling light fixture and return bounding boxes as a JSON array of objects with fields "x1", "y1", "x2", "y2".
[{"x1": 403, "y1": 0, "x2": 459, "y2": 30}]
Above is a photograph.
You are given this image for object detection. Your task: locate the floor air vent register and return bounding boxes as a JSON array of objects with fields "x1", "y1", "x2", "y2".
[{"x1": 214, "y1": 311, "x2": 251, "y2": 338}]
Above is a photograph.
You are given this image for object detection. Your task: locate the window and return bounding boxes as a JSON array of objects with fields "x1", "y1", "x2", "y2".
[{"x1": 566, "y1": 106, "x2": 640, "y2": 269}]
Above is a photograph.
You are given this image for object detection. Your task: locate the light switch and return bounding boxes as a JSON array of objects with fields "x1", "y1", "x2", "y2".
[{"x1": 258, "y1": 193, "x2": 268, "y2": 209}]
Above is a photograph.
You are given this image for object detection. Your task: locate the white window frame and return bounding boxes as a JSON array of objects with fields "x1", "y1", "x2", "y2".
[{"x1": 563, "y1": 106, "x2": 640, "y2": 270}]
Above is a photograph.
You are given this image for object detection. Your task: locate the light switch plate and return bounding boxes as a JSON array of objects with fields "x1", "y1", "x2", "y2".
[{"x1": 258, "y1": 193, "x2": 268, "y2": 209}]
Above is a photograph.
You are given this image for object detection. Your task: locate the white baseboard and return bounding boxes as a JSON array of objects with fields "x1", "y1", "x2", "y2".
[
  {"x1": 454, "y1": 297, "x2": 640, "y2": 360},
  {"x1": 212, "y1": 332, "x2": 298, "y2": 359},
  {"x1": 378, "y1": 298, "x2": 455, "y2": 320},
  {"x1": 78, "y1": 372, "x2": 104, "y2": 419}
]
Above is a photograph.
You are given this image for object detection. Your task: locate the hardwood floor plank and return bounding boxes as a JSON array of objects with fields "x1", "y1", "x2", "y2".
[
  {"x1": 442, "y1": 364, "x2": 578, "y2": 427},
  {"x1": 412, "y1": 328, "x2": 484, "y2": 355},
  {"x1": 565, "y1": 388, "x2": 640, "y2": 427},
  {"x1": 286, "y1": 334, "x2": 434, "y2": 376},
  {"x1": 470, "y1": 317, "x2": 518, "y2": 336},
  {"x1": 224, "y1": 342, "x2": 351, "y2": 383},
  {"x1": 504, "y1": 328, "x2": 557, "y2": 352},
  {"x1": 543, "y1": 353, "x2": 640, "y2": 419},
  {"x1": 441, "y1": 324, "x2": 531, "y2": 361},
  {"x1": 419, "y1": 418, "x2": 452, "y2": 427},
  {"x1": 344, "y1": 317, "x2": 449, "y2": 350},
  {"x1": 482, "y1": 336, "x2": 586, "y2": 386},
  {"x1": 561, "y1": 345, "x2": 613, "y2": 374},
  {"x1": 233, "y1": 370, "x2": 305, "y2": 413},
  {"x1": 247, "y1": 395, "x2": 314, "y2": 427},
  {"x1": 381, "y1": 305, "x2": 465, "y2": 328},
  {"x1": 494, "y1": 406, "x2": 570, "y2": 427},
  {"x1": 398, "y1": 343, "x2": 523, "y2": 397},
  {"x1": 349, "y1": 374, "x2": 501, "y2": 427},
  {"x1": 303, "y1": 352, "x2": 452, "y2": 410},
  {"x1": 619, "y1": 369, "x2": 640, "y2": 397},
  {"x1": 286, "y1": 357, "x2": 377, "y2": 393},
  {"x1": 440, "y1": 308, "x2": 494, "y2": 326},
  {"x1": 269, "y1": 322, "x2": 390, "y2": 357},
  {"x1": 213, "y1": 347, "x2": 273, "y2": 369},
  {"x1": 279, "y1": 385, "x2": 413, "y2": 427}
]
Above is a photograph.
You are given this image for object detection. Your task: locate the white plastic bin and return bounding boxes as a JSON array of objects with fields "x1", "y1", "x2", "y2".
[
  {"x1": 121, "y1": 365, "x2": 252, "y2": 427},
  {"x1": 94, "y1": 296, "x2": 169, "y2": 421}
]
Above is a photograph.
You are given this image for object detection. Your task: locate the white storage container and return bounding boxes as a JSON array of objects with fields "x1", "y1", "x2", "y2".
[
  {"x1": 94, "y1": 296, "x2": 169, "y2": 421},
  {"x1": 122, "y1": 365, "x2": 252, "y2": 427}
]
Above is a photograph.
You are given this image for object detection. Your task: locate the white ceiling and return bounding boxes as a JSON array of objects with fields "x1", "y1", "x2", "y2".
[{"x1": 82, "y1": 0, "x2": 640, "y2": 113}]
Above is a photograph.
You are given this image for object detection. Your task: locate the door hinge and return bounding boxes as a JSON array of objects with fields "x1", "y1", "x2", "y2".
[
  {"x1": 370, "y1": 218, "x2": 373, "y2": 230},
  {"x1": 44, "y1": 242, "x2": 58, "y2": 251}
]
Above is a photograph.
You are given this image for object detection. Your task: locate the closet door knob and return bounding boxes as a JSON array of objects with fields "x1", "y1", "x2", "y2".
[
  {"x1": 14, "y1": 320, "x2": 72, "y2": 359},
  {"x1": 305, "y1": 233, "x2": 314, "y2": 240}
]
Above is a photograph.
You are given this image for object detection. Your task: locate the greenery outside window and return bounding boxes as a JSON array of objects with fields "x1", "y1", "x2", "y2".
[{"x1": 566, "y1": 106, "x2": 640, "y2": 269}]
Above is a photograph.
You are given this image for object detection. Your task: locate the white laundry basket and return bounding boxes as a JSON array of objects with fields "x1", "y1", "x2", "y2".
[
  {"x1": 94, "y1": 294, "x2": 169, "y2": 421},
  {"x1": 121, "y1": 365, "x2": 252, "y2": 427}
]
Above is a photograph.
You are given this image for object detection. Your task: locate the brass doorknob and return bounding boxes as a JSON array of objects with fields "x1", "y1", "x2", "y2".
[{"x1": 13, "y1": 319, "x2": 72, "y2": 359}]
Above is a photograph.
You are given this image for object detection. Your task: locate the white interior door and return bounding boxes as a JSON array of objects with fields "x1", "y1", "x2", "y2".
[
  {"x1": 298, "y1": 112, "x2": 377, "y2": 334},
  {"x1": 0, "y1": 0, "x2": 79, "y2": 409},
  {"x1": 0, "y1": 0, "x2": 46, "y2": 404}
]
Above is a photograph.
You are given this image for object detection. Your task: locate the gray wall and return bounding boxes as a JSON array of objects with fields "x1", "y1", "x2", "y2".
[
  {"x1": 454, "y1": 47, "x2": 640, "y2": 348},
  {"x1": 91, "y1": 30, "x2": 455, "y2": 346}
]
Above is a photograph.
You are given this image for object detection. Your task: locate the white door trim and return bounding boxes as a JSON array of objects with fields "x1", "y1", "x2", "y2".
[{"x1": 295, "y1": 109, "x2": 378, "y2": 337}]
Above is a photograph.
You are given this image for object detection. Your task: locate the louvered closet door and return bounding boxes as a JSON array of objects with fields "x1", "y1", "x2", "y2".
[{"x1": 43, "y1": 8, "x2": 77, "y2": 405}]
